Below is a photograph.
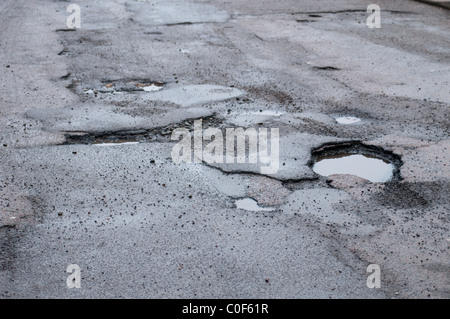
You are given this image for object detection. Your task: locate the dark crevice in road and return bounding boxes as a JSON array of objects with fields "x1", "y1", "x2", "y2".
[
  {"x1": 62, "y1": 115, "x2": 223, "y2": 145},
  {"x1": 60, "y1": 72, "x2": 71, "y2": 80},
  {"x1": 313, "y1": 66, "x2": 341, "y2": 71},
  {"x1": 164, "y1": 22, "x2": 195, "y2": 27},
  {"x1": 55, "y1": 28, "x2": 76, "y2": 32},
  {"x1": 164, "y1": 20, "x2": 231, "y2": 27},
  {"x1": 232, "y1": 9, "x2": 414, "y2": 18},
  {"x1": 290, "y1": 9, "x2": 414, "y2": 15},
  {"x1": 202, "y1": 161, "x2": 320, "y2": 186},
  {"x1": 57, "y1": 49, "x2": 69, "y2": 56},
  {"x1": 128, "y1": 18, "x2": 232, "y2": 28}
]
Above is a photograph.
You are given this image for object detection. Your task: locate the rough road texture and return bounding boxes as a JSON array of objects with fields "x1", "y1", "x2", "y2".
[{"x1": 0, "y1": 0, "x2": 448, "y2": 298}]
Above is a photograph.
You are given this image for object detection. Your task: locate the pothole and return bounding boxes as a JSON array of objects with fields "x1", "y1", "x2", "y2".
[
  {"x1": 235, "y1": 198, "x2": 275, "y2": 212},
  {"x1": 62, "y1": 115, "x2": 223, "y2": 145},
  {"x1": 309, "y1": 142, "x2": 402, "y2": 183},
  {"x1": 335, "y1": 116, "x2": 361, "y2": 125},
  {"x1": 134, "y1": 82, "x2": 164, "y2": 92},
  {"x1": 75, "y1": 79, "x2": 165, "y2": 95}
]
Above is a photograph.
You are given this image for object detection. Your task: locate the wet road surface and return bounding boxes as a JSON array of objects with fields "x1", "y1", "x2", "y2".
[{"x1": 0, "y1": 0, "x2": 449, "y2": 298}]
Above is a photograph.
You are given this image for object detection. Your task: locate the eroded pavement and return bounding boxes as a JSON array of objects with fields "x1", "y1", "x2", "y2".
[{"x1": 0, "y1": 0, "x2": 449, "y2": 298}]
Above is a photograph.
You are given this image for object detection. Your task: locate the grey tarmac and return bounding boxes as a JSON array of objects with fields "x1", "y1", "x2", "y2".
[{"x1": 0, "y1": 0, "x2": 449, "y2": 298}]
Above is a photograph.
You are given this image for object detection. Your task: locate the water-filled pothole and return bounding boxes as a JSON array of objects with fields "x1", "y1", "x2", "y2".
[
  {"x1": 313, "y1": 153, "x2": 393, "y2": 182},
  {"x1": 309, "y1": 142, "x2": 402, "y2": 183},
  {"x1": 335, "y1": 116, "x2": 361, "y2": 124},
  {"x1": 77, "y1": 80, "x2": 165, "y2": 95},
  {"x1": 235, "y1": 198, "x2": 275, "y2": 212},
  {"x1": 134, "y1": 82, "x2": 164, "y2": 92}
]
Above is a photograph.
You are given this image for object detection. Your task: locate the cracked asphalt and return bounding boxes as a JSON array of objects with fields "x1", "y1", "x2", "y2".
[{"x1": 0, "y1": 0, "x2": 449, "y2": 298}]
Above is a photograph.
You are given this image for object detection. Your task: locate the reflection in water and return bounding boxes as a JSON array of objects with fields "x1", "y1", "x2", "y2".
[
  {"x1": 235, "y1": 198, "x2": 275, "y2": 212},
  {"x1": 93, "y1": 140, "x2": 140, "y2": 146},
  {"x1": 143, "y1": 84, "x2": 163, "y2": 92},
  {"x1": 335, "y1": 116, "x2": 361, "y2": 124},
  {"x1": 313, "y1": 153, "x2": 394, "y2": 182}
]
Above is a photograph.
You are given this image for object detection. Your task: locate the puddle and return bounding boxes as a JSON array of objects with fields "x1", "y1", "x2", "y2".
[
  {"x1": 93, "y1": 140, "x2": 140, "y2": 147},
  {"x1": 235, "y1": 198, "x2": 275, "y2": 212},
  {"x1": 335, "y1": 116, "x2": 361, "y2": 124},
  {"x1": 142, "y1": 84, "x2": 163, "y2": 92},
  {"x1": 135, "y1": 82, "x2": 164, "y2": 92},
  {"x1": 79, "y1": 81, "x2": 165, "y2": 95},
  {"x1": 310, "y1": 142, "x2": 402, "y2": 183},
  {"x1": 313, "y1": 153, "x2": 394, "y2": 182}
]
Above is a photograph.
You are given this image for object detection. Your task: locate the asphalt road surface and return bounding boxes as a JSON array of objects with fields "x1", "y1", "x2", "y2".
[{"x1": 0, "y1": 0, "x2": 449, "y2": 298}]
